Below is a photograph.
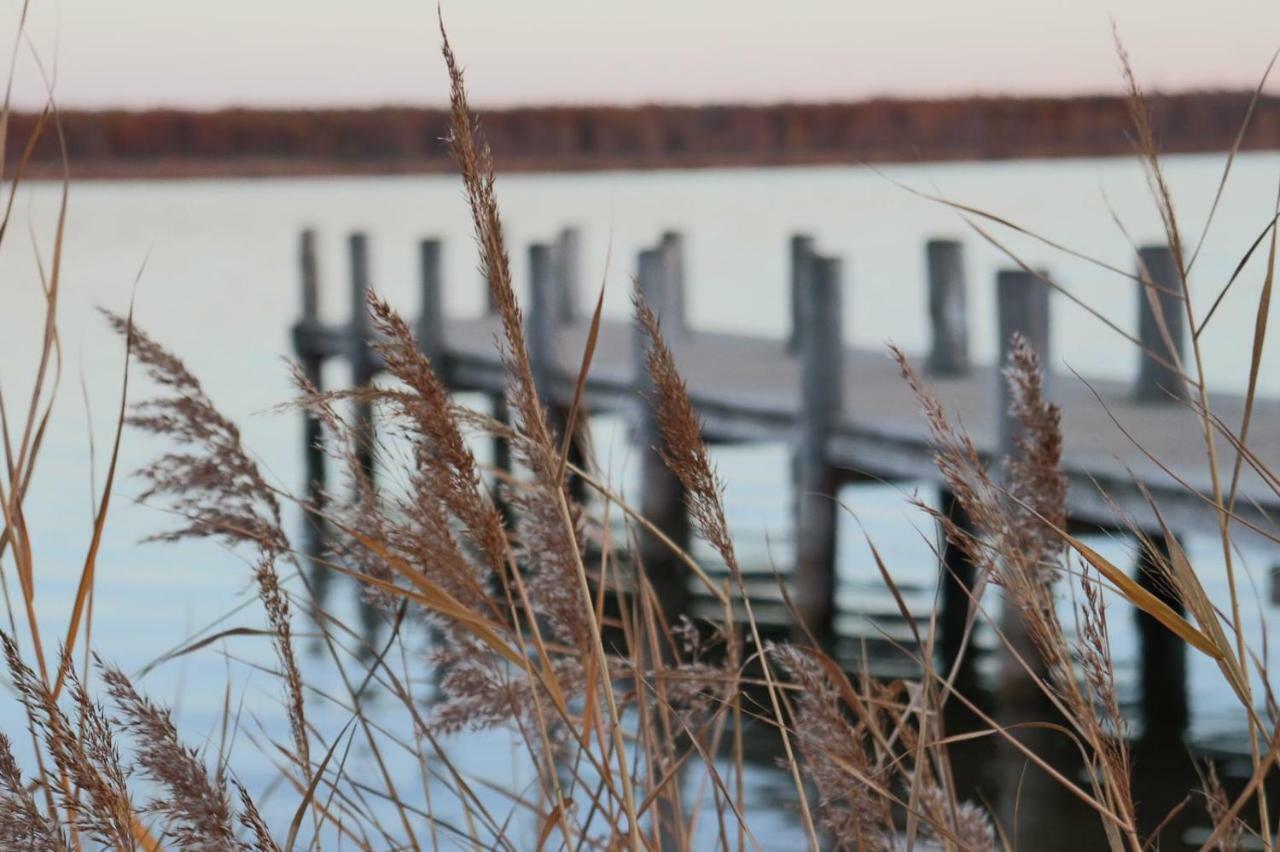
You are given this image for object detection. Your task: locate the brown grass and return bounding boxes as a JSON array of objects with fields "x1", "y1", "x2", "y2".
[{"x1": 0, "y1": 12, "x2": 1277, "y2": 852}]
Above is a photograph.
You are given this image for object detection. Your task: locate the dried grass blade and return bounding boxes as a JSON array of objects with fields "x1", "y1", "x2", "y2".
[
  {"x1": 534, "y1": 801, "x2": 567, "y2": 852},
  {"x1": 1186, "y1": 47, "x2": 1280, "y2": 271},
  {"x1": 1154, "y1": 516, "x2": 1252, "y2": 710},
  {"x1": 1224, "y1": 172, "x2": 1280, "y2": 519},
  {"x1": 1063, "y1": 533, "x2": 1220, "y2": 659},
  {"x1": 139, "y1": 627, "x2": 291, "y2": 676},
  {"x1": 557, "y1": 281, "x2": 605, "y2": 483},
  {"x1": 343, "y1": 528, "x2": 525, "y2": 668},
  {"x1": 1196, "y1": 212, "x2": 1279, "y2": 338},
  {"x1": 52, "y1": 303, "x2": 132, "y2": 701},
  {"x1": 285, "y1": 717, "x2": 356, "y2": 851}
]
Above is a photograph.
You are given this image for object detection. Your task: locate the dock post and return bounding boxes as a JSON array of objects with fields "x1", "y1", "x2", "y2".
[
  {"x1": 483, "y1": 270, "x2": 514, "y2": 519},
  {"x1": 659, "y1": 231, "x2": 687, "y2": 337},
  {"x1": 635, "y1": 247, "x2": 691, "y2": 621},
  {"x1": 349, "y1": 231, "x2": 381, "y2": 644},
  {"x1": 553, "y1": 226, "x2": 582, "y2": 323},
  {"x1": 1131, "y1": 245, "x2": 1190, "y2": 736},
  {"x1": 794, "y1": 253, "x2": 843, "y2": 645},
  {"x1": 787, "y1": 234, "x2": 815, "y2": 354},
  {"x1": 527, "y1": 243, "x2": 558, "y2": 408},
  {"x1": 554, "y1": 227, "x2": 592, "y2": 501},
  {"x1": 1134, "y1": 244, "x2": 1187, "y2": 402},
  {"x1": 417, "y1": 239, "x2": 444, "y2": 368},
  {"x1": 926, "y1": 239, "x2": 970, "y2": 376},
  {"x1": 349, "y1": 232, "x2": 377, "y2": 489},
  {"x1": 929, "y1": 240, "x2": 976, "y2": 667},
  {"x1": 996, "y1": 268, "x2": 1052, "y2": 451},
  {"x1": 295, "y1": 229, "x2": 330, "y2": 607},
  {"x1": 995, "y1": 267, "x2": 1052, "y2": 691},
  {"x1": 938, "y1": 488, "x2": 978, "y2": 671},
  {"x1": 527, "y1": 241, "x2": 590, "y2": 504},
  {"x1": 1136, "y1": 535, "x2": 1188, "y2": 737}
]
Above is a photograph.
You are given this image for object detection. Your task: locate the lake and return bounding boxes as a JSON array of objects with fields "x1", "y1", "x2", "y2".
[{"x1": 1, "y1": 150, "x2": 1278, "y2": 845}]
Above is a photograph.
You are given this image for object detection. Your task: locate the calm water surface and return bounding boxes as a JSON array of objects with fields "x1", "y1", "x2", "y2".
[{"x1": 1, "y1": 152, "x2": 1279, "y2": 844}]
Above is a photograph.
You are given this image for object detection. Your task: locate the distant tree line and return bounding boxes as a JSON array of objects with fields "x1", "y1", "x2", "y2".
[{"x1": 6, "y1": 91, "x2": 1278, "y2": 178}]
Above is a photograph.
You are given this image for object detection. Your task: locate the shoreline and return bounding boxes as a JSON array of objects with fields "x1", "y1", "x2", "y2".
[{"x1": 8, "y1": 90, "x2": 1278, "y2": 181}]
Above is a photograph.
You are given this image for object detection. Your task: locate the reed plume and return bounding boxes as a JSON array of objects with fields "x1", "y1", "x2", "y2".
[
  {"x1": 0, "y1": 732, "x2": 69, "y2": 851},
  {"x1": 3, "y1": 633, "x2": 136, "y2": 850},
  {"x1": 99, "y1": 662, "x2": 243, "y2": 850},
  {"x1": 104, "y1": 314, "x2": 311, "y2": 783},
  {"x1": 896, "y1": 337, "x2": 1139, "y2": 847}
]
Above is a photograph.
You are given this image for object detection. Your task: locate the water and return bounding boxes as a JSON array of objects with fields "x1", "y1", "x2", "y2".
[{"x1": 1, "y1": 151, "x2": 1279, "y2": 845}]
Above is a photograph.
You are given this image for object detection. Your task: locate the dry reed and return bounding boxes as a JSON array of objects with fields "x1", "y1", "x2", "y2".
[{"x1": 0, "y1": 13, "x2": 1276, "y2": 852}]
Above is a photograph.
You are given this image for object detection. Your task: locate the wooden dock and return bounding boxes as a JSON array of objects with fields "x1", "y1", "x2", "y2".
[{"x1": 292, "y1": 225, "x2": 1277, "y2": 734}]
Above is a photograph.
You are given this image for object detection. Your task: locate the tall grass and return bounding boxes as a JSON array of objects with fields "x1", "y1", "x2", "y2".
[{"x1": 0, "y1": 11, "x2": 1278, "y2": 851}]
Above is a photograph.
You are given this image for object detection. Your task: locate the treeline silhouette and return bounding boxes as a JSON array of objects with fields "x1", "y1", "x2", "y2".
[{"x1": 8, "y1": 91, "x2": 1279, "y2": 178}]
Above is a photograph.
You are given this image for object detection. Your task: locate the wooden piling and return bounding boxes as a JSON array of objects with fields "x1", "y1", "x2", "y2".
[
  {"x1": 417, "y1": 239, "x2": 444, "y2": 368},
  {"x1": 996, "y1": 268, "x2": 1051, "y2": 452},
  {"x1": 1130, "y1": 246, "x2": 1191, "y2": 735},
  {"x1": 1135, "y1": 244, "x2": 1187, "y2": 402},
  {"x1": 295, "y1": 229, "x2": 329, "y2": 603},
  {"x1": 635, "y1": 247, "x2": 691, "y2": 620},
  {"x1": 527, "y1": 240, "x2": 590, "y2": 504},
  {"x1": 1136, "y1": 535, "x2": 1188, "y2": 737},
  {"x1": 527, "y1": 243, "x2": 558, "y2": 408},
  {"x1": 794, "y1": 253, "x2": 843, "y2": 644},
  {"x1": 349, "y1": 232, "x2": 377, "y2": 488},
  {"x1": 483, "y1": 253, "x2": 514, "y2": 517},
  {"x1": 787, "y1": 234, "x2": 815, "y2": 354},
  {"x1": 938, "y1": 488, "x2": 978, "y2": 669},
  {"x1": 553, "y1": 226, "x2": 582, "y2": 323},
  {"x1": 995, "y1": 267, "x2": 1051, "y2": 693},
  {"x1": 926, "y1": 239, "x2": 970, "y2": 376},
  {"x1": 659, "y1": 231, "x2": 687, "y2": 336},
  {"x1": 930, "y1": 243, "x2": 974, "y2": 664}
]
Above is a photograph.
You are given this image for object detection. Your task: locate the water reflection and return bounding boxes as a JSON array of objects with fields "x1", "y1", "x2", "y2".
[{"x1": 299, "y1": 395, "x2": 1276, "y2": 848}]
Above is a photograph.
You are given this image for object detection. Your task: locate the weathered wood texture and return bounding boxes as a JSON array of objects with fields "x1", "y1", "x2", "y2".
[
  {"x1": 293, "y1": 229, "x2": 327, "y2": 588},
  {"x1": 427, "y1": 313, "x2": 1280, "y2": 542},
  {"x1": 293, "y1": 234, "x2": 1280, "y2": 556},
  {"x1": 1135, "y1": 244, "x2": 1188, "y2": 402},
  {"x1": 794, "y1": 252, "x2": 843, "y2": 641},
  {"x1": 349, "y1": 232, "x2": 376, "y2": 487},
  {"x1": 553, "y1": 226, "x2": 582, "y2": 323},
  {"x1": 926, "y1": 239, "x2": 969, "y2": 376},
  {"x1": 635, "y1": 246, "x2": 691, "y2": 619},
  {"x1": 996, "y1": 267, "x2": 1051, "y2": 454},
  {"x1": 417, "y1": 239, "x2": 444, "y2": 366}
]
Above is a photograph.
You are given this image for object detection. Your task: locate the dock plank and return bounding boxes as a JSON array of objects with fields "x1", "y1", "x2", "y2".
[{"x1": 441, "y1": 314, "x2": 1280, "y2": 541}]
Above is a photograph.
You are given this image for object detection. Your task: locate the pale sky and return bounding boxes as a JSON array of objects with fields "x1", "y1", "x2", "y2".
[{"x1": 5, "y1": 0, "x2": 1280, "y2": 109}]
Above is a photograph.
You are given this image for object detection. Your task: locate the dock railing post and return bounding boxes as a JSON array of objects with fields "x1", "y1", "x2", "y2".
[
  {"x1": 527, "y1": 243, "x2": 557, "y2": 409},
  {"x1": 530, "y1": 239, "x2": 590, "y2": 504},
  {"x1": 1136, "y1": 535, "x2": 1189, "y2": 738},
  {"x1": 937, "y1": 488, "x2": 977, "y2": 672},
  {"x1": 349, "y1": 231, "x2": 382, "y2": 641},
  {"x1": 635, "y1": 246, "x2": 691, "y2": 620},
  {"x1": 349, "y1": 232, "x2": 377, "y2": 490},
  {"x1": 553, "y1": 226, "x2": 582, "y2": 323},
  {"x1": 417, "y1": 238, "x2": 444, "y2": 368},
  {"x1": 659, "y1": 230, "x2": 687, "y2": 337},
  {"x1": 995, "y1": 267, "x2": 1052, "y2": 692},
  {"x1": 295, "y1": 229, "x2": 329, "y2": 603},
  {"x1": 787, "y1": 234, "x2": 815, "y2": 354},
  {"x1": 926, "y1": 239, "x2": 970, "y2": 376},
  {"x1": 483, "y1": 262, "x2": 514, "y2": 521},
  {"x1": 996, "y1": 268, "x2": 1052, "y2": 453},
  {"x1": 794, "y1": 252, "x2": 843, "y2": 645},
  {"x1": 929, "y1": 239, "x2": 973, "y2": 666},
  {"x1": 1134, "y1": 244, "x2": 1187, "y2": 402},
  {"x1": 1133, "y1": 246, "x2": 1189, "y2": 737}
]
